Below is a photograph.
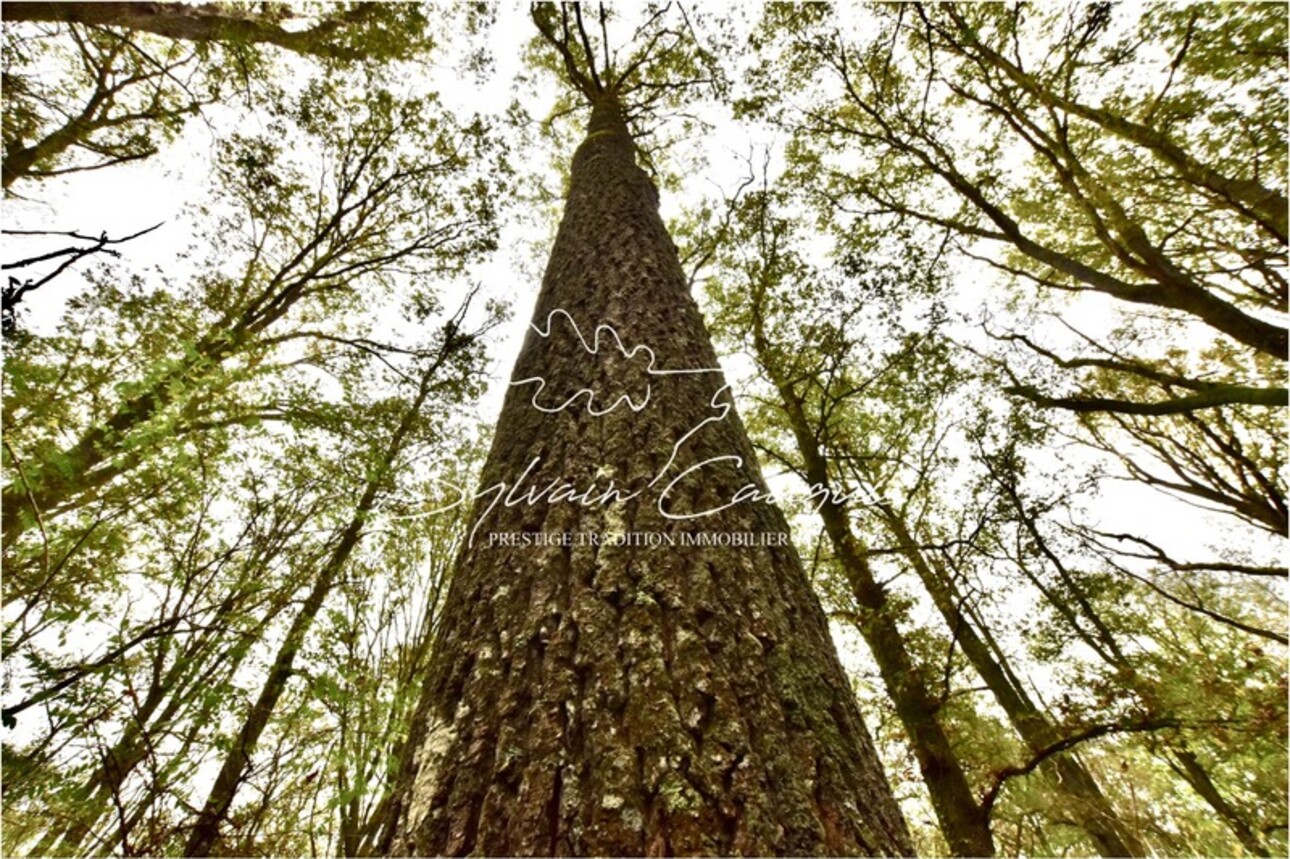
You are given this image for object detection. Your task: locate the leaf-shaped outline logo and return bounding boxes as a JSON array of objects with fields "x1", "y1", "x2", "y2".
[{"x1": 511, "y1": 308, "x2": 723, "y2": 416}]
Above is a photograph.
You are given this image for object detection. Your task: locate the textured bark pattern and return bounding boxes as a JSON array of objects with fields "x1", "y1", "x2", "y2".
[{"x1": 387, "y1": 97, "x2": 912, "y2": 856}]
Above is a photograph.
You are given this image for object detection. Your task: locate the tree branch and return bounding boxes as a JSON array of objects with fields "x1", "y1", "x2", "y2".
[{"x1": 982, "y1": 718, "x2": 1183, "y2": 817}]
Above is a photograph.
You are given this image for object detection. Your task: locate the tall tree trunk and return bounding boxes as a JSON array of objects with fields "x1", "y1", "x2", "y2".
[
  {"x1": 877, "y1": 506, "x2": 1147, "y2": 857},
  {"x1": 385, "y1": 94, "x2": 912, "y2": 857}
]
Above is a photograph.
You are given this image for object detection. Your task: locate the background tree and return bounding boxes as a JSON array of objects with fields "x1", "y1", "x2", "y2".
[
  {"x1": 688, "y1": 146, "x2": 1284, "y2": 855},
  {"x1": 2, "y1": 9, "x2": 509, "y2": 854},
  {"x1": 712, "y1": 180, "x2": 996, "y2": 856},
  {"x1": 2, "y1": 1, "x2": 433, "y2": 188},
  {"x1": 1, "y1": 80, "x2": 496, "y2": 544},
  {"x1": 183, "y1": 295, "x2": 491, "y2": 856},
  {"x1": 693, "y1": 176, "x2": 1150, "y2": 855},
  {"x1": 744, "y1": 2, "x2": 1286, "y2": 545}
]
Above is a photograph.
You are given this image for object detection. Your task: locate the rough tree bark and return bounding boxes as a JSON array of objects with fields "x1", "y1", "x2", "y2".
[{"x1": 384, "y1": 93, "x2": 912, "y2": 857}]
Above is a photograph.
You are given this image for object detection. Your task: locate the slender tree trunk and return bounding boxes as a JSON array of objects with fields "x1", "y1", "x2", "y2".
[
  {"x1": 752, "y1": 325, "x2": 993, "y2": 855},
  {"x1": 1169, "y1": 747, "x2": 1269, "y2": 857},
  {"x1": 185, "y1": 360, "x2": 445, "y2": 856},
  {"x1": 183, "y1": 552, "x2": 351, "y2": 855},
  {"x1": 820, "y1": 514, "x2": 995, "y2": 859},
  {"x1": 385, "y1": 94, "x2": 912, "y2": 857},
  {"x1": 878, "y1": 507, "x2": 1147, "y2": 857}
]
